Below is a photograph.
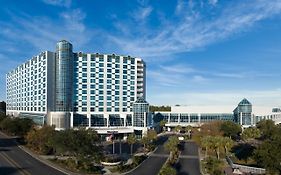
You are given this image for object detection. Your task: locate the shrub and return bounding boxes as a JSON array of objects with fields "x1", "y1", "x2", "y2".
[{"x1": 159, "y1": 164, "x2": 177, "y2": 175}]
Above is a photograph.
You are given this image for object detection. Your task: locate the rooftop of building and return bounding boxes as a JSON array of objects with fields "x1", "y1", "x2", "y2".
[
  {"x1": 238, "y1": 98, "x2": 252, "y2": 105},
  {"x1": 135, "y1": 97, "x2": 148, "y2": 104}
]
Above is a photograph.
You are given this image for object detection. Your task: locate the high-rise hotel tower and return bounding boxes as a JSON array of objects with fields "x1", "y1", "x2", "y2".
[{"x1": 6, "y1": 40, "x2": 151, "y2": 137}]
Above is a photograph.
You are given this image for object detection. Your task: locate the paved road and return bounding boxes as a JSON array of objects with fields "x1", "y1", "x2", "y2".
[
  {"x1": 178, "y1": 141, "x2": 201, "y2": 175},
  {"x1": 0, "y1": 132, "x2": 66, "y2": 175},
  {"x1": 126, "y1": 136, "x2": 169, "y2": 175}
]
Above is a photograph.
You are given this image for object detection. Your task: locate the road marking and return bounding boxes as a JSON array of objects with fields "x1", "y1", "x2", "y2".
[
  {"x1": 179, "y1": 155, "x2": 199, "y2": 159},
  {"x1": 150, "y1": 154, "x2": 169, "y2": 158},
  {"x1": 0, "y1": 151, "x2": 31, "y2": 175}
]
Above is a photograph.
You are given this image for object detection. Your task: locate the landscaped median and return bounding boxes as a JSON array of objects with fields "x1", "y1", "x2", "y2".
[{"x1": 158, "y1": 136, "x2": 181, "y2": 175}]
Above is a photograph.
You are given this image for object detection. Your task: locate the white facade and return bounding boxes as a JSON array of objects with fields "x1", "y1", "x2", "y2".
[
  {"x1": 155, "y1": 103, "x2": 281, "y2": 128},
  {"x1": 6, "y1": 51, "x2": 55, "y2": 124}
]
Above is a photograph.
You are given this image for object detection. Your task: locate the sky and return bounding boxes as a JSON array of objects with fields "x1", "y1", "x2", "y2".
[{"x1": 0, "y1": 0, "x2": 281, "y2": 107}]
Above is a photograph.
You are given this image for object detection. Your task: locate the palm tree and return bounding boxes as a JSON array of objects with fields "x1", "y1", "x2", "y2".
[
  {"x1": 141, "y1": 136, "x2": 150, "y2": 149},
  {"x1": 175, "y1": 125, "x2": 182, "y2": 133},
  {"x1": 160, "y1": 120, "x2": 167, "y2": 132},
  {"x1": 164, "y1": 136, "x2": 180, "y2": 164},
  {"x1": 212, "y1": 136, "x2": 224, "y2": 159},
  {"x1": 222, "y1": 137, "x2": 234, "y2": 155},
  {"x1": 164, "y1": 136, "x2": 179, "y2": 153},
  {"x1": 147, "y1": 129, "x2": 157, "y2": 142},
  {"x1": 201, "y1": 136, "x2": 212, "y2": 158},
  {"x1": 185, "y1": 125, "x2": 192, "y2": 139},
  {"x1": 127, "y1": 133, "x2": 137, "y2": 155}
]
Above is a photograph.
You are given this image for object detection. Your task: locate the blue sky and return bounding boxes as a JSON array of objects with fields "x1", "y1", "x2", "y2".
[{"x1": 0, "y1": 0, "x2": 281, "y2": 106}]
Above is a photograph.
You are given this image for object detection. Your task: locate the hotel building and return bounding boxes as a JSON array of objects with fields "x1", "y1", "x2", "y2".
[{"x1": 6, "y1": 40, "x2": 151, "y2": 137}]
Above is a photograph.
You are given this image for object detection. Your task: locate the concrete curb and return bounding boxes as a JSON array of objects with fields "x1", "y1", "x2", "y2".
[{"x1": 198, "y1": 147, "x2": 204, "y2": 175}]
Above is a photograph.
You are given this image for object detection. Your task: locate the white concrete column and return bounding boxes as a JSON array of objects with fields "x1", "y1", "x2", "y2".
[
  {"x1": 88, "y1": 114, "x2": 91, "y2": 128},
  {"x1": 70, "y1": 112, "x2": 73, "y2": 128},
  {"x1": 168, "y1": 113, "x2": 170, "y2": 123},
  {"x1": 105, "y1": 113, "x2": 109, "y2": 127}
]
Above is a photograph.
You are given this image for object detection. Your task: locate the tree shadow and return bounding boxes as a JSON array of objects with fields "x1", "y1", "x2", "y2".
[
  {"x1": 0, "y1": 138, "x2": 17, "y2": 148},
  {"x1": 0, "y1": 167, "x2": 25, "y2": 175},
  {"x1": 231, "y1": 143, "x2": 256, "y2": 163},
  {"x1": 0, "y1": 148, "x2": 10, "y2": 152}
]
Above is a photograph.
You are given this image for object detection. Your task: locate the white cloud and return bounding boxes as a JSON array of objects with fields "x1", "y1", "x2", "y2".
[
  {"x1": 212, "y1": 73, "x2": 245, "y2": 78},
  {"x1": 133, "y1": 6, "x2": 153, "y2": 22},
  {"x1": 42, "y1": 0, "x2": 72, "y2": 8},
  {"x1": 148, "y1": 64, "x2": 206, "y2": 87},
  {"x1": 148, "y1": 89, "x2": 281, "y2": 106},
  {"x1": 208, "y1": 0, "x2": 218, "y2": 6},
  {"x1": 160, "y1": 64, "x2": 196, "y2": 74},
  {"x1": 60, "y1": 9, "x2": 86, "y2": 32},
  {"x1": 109, "y1": 1, "x2": 281, "y2": 57},
  {"x1": 192, "y1": 75, "x2": 208, "y2": 83},
  {"x1": 0, "y1": 9, "x2": 91, "y2": 52}
]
